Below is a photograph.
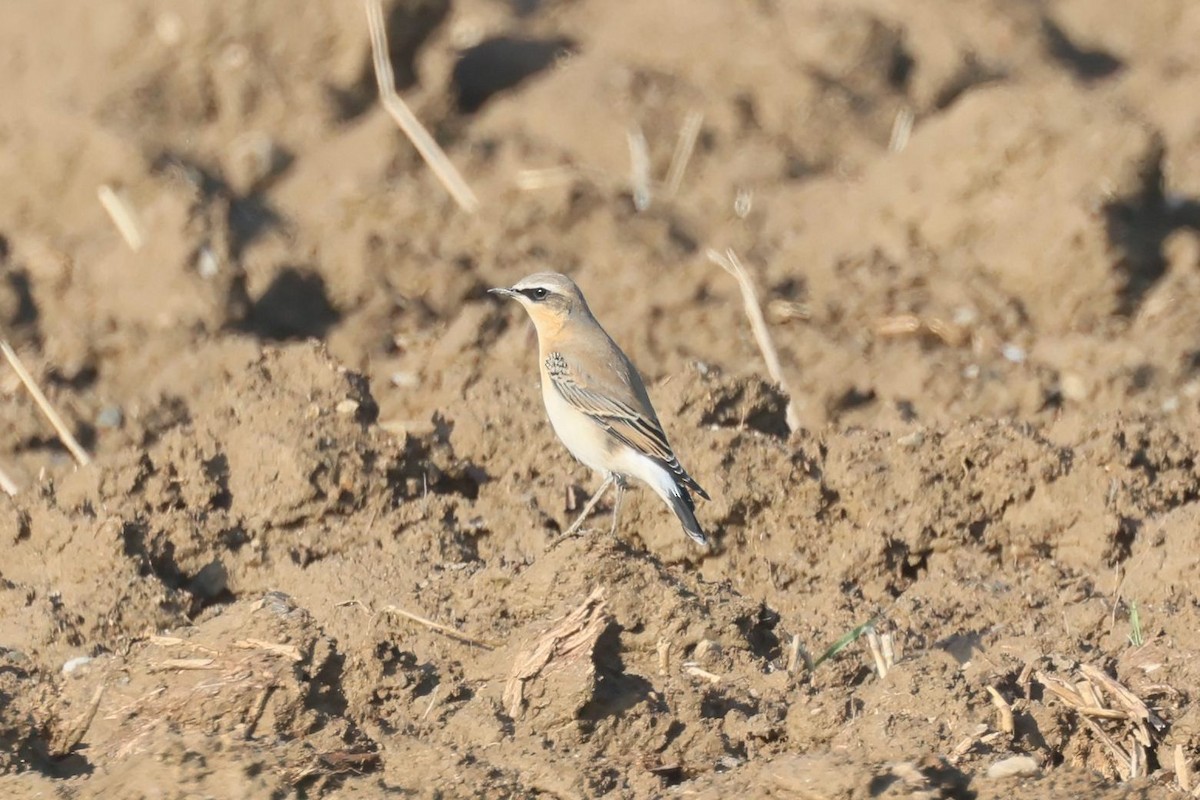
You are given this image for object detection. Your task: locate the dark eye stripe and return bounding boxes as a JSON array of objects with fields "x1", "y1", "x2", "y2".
[{"x1": 518, "y1": 287, "x2": 550, "y2": 301}]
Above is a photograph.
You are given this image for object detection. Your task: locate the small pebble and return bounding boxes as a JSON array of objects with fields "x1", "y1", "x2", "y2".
[
  {"x1": 197, "y1": 246, "x2": 219, "y2": 279},
  {"x1": 390, "y1": 372, "x2": 420, "y2": 389},
  {"x1": 715, "y1": 754, "x2": 744, "y2": 771},
  {"x1": 96, "y1": 405, "x2": 124, "y2": 429},
  {"x1": 1060, "y1": 373, "x2": 1088, "y2": 402},
  {"x1": 336, "y1": 399, "x2": 360, "y2": 415},
  {"x1": 986, "y1": 755, "x2": 1039, "y2": 779},
  {"x1": 259, "y1": 591, "x2": 298, "y2": 617},
  {"x1": 693, "y1": 639, "x2": 722, "y2": 663},
  {"x1": 953, "y1": 306, "x2": 978, "y2": 327},
  {"x1": 62, "y1": 656, "x2": 93, "y2": 675},
  {"x1": 1001, "y1": 344, "x2": 1026, "y2": 364}
]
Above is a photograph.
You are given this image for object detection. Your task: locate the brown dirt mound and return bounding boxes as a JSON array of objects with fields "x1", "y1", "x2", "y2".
[{"x1": 3, "y1": 0, "x2": 1200, "y2": 798}]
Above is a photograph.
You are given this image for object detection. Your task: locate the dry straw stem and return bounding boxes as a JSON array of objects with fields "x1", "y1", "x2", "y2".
[
  {"x1": 880, "y1": 632, "x2": 896, "y2": 667},
  {"x1": 706, "y1": 248, "x2": 801, "y2": 431},
  {"x1": 663, "y1": 110, "x2": 704, "y2": 197},
  {"x1": 1, "y1": 340, "x2": 91, "y2": 466},
  {"x1": 1035, "y1": 664, "x2": 1164, "y2": 780},
  {"x1": 0, "y1": 463, "x2": 17, "y2": 496},
  {"x1": 683, "y1": 664, "x2": 722, "y2": 684},
  {"x1": 233, "y1": 638, "x2": 304, "y2": 662},
  {"x1": 420, "y1": 685, "x2": 440, "y2": 721},
  {"x1": 1078, "y1": 662, "x2": 1166, "y2": 734},
  {"x1": 242, "y1": 683, "x2": 275, "y2": 740},
  {"x1": 149, "y1": 658, "x2": 218, "y2": 672},
  {"x1": 149, "y1": 634, "x2": 219, "y2": 655},
  {"x1": 785, "y1": 633, "x2": 802, "y2": 674},
  {"x1": 50, "y1": 683, "x2": 105, "y2": 758},
  {"x1": 985, "y1": 685, "x2": 1015, "y2": 735},
  {"x1": 888, "y1": 106, "x2": 914, "y2": 154},
  {"x1": 656, "y1": 638, "x2": 672, "y2": 675},
  {"x1": 515, "y1": 166, "x2": 580, "y2": 191},
  {"x1": 504, "y1": 587, "x2": 610, "y2": 718},
  {"x1": 865, "y1": 629, "x2": 889, "y2": 678},
  {"x1": 363, "y1": 0, "x2": 479, "y2": 214},
  {"x1": 626, "y1": 123, "x2": 652, "y2": 211},
  {"x1": 97, "y1": 184, "x2": 145, "y2": 251},
  {"x1": 383, "y1": 604, "x2": 497, "y2": 650}
]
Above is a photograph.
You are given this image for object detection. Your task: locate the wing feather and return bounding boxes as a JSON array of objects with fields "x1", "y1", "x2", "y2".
[{"x1": 546, "y1": 353, "x2": 709, "y2": 500}]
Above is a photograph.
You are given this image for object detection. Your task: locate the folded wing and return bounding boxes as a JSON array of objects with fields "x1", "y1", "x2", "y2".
[{"x1": 546, "y1": 352, "x2": 710, "y2": 502}]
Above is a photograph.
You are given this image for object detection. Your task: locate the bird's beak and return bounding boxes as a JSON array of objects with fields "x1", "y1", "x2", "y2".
[{"x1": 488, "y1": 287, "x2": 517, "y2": 299}]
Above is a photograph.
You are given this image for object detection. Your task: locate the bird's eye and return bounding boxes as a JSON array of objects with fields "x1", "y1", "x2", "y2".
[{"x1": 531, "y1": 287, "x2": 549, "y2": 300}]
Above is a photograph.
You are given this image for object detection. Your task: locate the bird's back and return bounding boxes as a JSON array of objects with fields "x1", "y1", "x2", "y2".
[{"x1": 542, "y1": 312, "x2": 660, "y2": 424}]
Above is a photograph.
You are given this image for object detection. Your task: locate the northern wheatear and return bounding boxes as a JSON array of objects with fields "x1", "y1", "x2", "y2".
[{"x1": 490, "y1": 272, "x2": 710, "y2": 546}]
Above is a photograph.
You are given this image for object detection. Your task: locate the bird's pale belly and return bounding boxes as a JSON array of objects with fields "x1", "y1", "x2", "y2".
[
  {"x1": 540, "y1": 380, "x2": 677, "y2": 502},
  {"x1": 541, "y1": 381, "x2": 612, "y2": 475}
]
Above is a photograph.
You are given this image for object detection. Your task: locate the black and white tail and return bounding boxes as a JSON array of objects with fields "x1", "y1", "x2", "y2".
[{"x1": 665, "y1": 484, "x2": 708, "y2": 547}]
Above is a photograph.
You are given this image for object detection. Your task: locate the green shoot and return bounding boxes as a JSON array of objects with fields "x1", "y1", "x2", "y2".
[
  {"x1": 812, "y1": 615, "x2": 880, "y2": 670},
  {"x1": 1128, "y1": 601, "x2": 1144, "y2": 647}
]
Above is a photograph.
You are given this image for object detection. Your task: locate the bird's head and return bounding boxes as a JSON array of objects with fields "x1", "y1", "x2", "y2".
[{"x1": 489, "y1": 272, "x2": 589, "y2": 337}]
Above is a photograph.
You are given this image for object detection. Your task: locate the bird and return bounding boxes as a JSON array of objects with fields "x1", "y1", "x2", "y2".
[{"x1": 489, "y1": 272, "x2": 710, "y2": 546}]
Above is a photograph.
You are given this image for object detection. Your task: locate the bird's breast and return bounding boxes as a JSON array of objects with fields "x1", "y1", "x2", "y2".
[{"x1": 540, "y1": 377, "x2": 612, "y2": 474}]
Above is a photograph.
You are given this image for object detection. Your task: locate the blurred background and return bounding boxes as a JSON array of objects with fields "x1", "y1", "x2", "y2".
[
  {"x1": 2, "y1": 1, "x2": 1200, "y2": 797},
  {"x1": 2, "y1": 0, "x2": 1198, "y2": 451}
]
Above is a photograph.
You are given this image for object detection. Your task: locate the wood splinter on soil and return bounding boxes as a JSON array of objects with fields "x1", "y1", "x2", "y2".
[
  {"x1": 1035, "y1": 662, "x2": 1167, "y2": 781},
  {"x1": 504, "y1": 587, "x2": 610, "y2": 718},
  {"x1": 49, "y1": 683, "x2": 105, "y2": 758}
]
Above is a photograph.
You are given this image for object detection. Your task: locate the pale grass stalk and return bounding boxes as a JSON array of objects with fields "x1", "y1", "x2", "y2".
[
  {"x1": 888, "y1": 106, "x2": 914, "y2": 154},
  {"x1": 1, "y1": 340, "x2": 91, "y2": 466},
  {"x1": 383, "y1": 604, "x2": 496, "y2": 649},
  {"x1": 626, "y1": 123, "x2": 652, "y2": 211},
  {"x1": 683, "y1": 664, "x2": 722, "y2": 684},
  {"x1": 364, "y1": 0, "x2": 479, "y2": 213},
  {"x1": 515, "y1": 166, "x2": 579, "y2": 191},
  {"x1": 0, "y1": 464, "x2": 17, "y2": 496},
  {"x1": 986, "y1": 685, "x2": 1015, "y2": 735},
  {"x1": 865, "y1": 629, "x2": 888, "y2": 678},
  {"x1": 97, "y1": 184, "x2": 145, "y2": 251},
  {"x1": 785, "y1": 633, "x2": 801, "y2": 674},
  {"x1": 663, "y1": 110, "x2": 703, "y2": 197},
  {"x1": 706, "y1": 248, "x2": 800, "y2": 431}
]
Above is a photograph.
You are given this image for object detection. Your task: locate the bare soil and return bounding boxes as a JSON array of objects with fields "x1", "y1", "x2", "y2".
[{"x1": 2, "y1": 0, "x2": 1200, "y2": 797}]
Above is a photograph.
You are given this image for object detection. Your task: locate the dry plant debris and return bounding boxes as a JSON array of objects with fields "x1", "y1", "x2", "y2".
[
  {"x1": 96, "y1": 183, "x2": 144, "y2": 251},
  {"x1": 362, "y1": 0, "x2": 478, "y2": 213},
  {"x1": 286, "y1": 750, "x2": 382, "y2": 786},
  {"x1": 1, "y1": 339, "x2": 91, "y2": 466},
  {"x1": 382, "y1": 604, "x2": 497, "y2": 649},
  {"x1": 0, "y1": 462, "x2": 17, "y2": 495},
  {"x1": 706, "y1": 248, "x2": 801, "y2": 431},
  {"x1": 504, "y1": 587, "x2": 611, "y2": 718},
  {"x1": 1035, "y1": 662, "x2": 1169, "y2": 781}
]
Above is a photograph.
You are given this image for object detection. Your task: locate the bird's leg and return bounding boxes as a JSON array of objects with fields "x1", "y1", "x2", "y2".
[
  {"x1": 563, "y1": 474, "x2": 613, "y2": 536},
  {"x1": 609, "y1": 476, "x2": 627, "y2": 536}
]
